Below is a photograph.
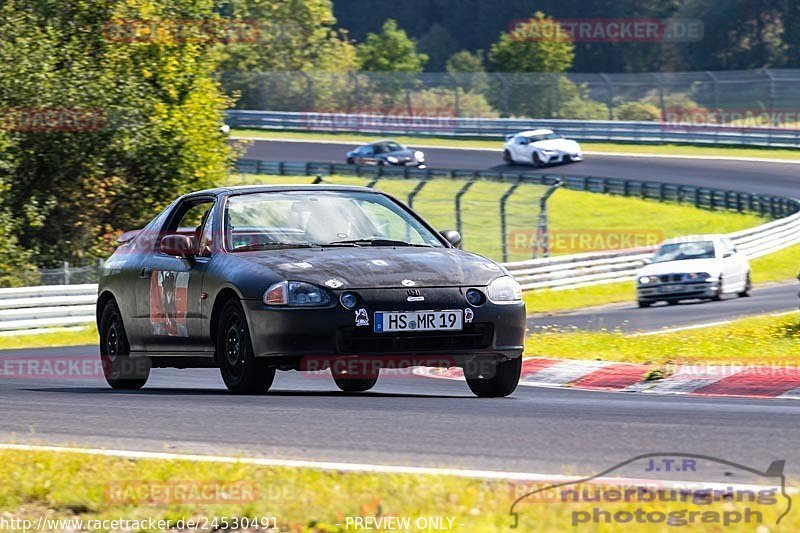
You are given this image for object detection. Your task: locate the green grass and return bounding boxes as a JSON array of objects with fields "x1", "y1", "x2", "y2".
[
  {"x1": 526, "y1": 312, "x2": 800, "y2": 365},
  {"x1": 226, "y1": 172, "x2": 764, "y2": 263},
  {"x1": 0, "y1": 325, "x2": 97, "y2": 350},
  {"x1": 232, "y1": 128, "x2": 800, "y2": 161},
  {"x1": 0, "y1": 449, "x2": 792, "y2": 532}
]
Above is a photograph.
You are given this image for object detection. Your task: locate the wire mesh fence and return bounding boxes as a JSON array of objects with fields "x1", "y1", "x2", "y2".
[{"x1": 222, "y1": 69, "x2": 800, "y2": 123}]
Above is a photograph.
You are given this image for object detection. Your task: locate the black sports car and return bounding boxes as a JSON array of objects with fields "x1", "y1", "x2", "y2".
[
  {"x1": 97, "y1": 185, "x2": 526, "y2": 397},
  {"x1": 346, "y1": 140, "x2": 426, "y2": 168}
]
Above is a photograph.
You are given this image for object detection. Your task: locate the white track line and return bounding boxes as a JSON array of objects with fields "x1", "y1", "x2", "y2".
[
  {"x1": 232, "y1": 135, "x2": 800, "y2": 164},
  {"x1": 0, "y1": 443, "x2": 787, "y2": 493}
]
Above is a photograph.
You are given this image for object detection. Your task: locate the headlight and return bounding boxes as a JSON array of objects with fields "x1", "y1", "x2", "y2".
[
  {"x1": 414, "y1": 150, "x2": 425, "y2": 161},
  {"x1": 638, "y1": 276, "x2": 655, "y2": 284},
  {"x1": 264, "y1": 281, "x2": 331, "y2": 306},
  {"x1": 487, "y1": 276, "x2": 522, "y2": 304},
  {"x1": 387, "y1": 156, "x2": 399, "y2": 164},
  {"x1": 541, "y1": 149, "x2": 559, "y2": 155}
]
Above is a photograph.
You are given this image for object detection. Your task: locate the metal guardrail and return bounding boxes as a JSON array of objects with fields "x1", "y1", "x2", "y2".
[
  {"x1": 0, "y1": 284, "x2": 97, "y2": 332},
  {"x1": 228, "y1": 110, "x2": 800, "y2": 148}
]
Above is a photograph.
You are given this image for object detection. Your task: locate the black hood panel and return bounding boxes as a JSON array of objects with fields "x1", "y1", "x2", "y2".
[{"x1": 233, "y1": 247, "x2": 505, "y2": 289}]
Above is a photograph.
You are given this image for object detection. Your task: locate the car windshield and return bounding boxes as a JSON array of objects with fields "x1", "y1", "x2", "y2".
[
  {"x1": 527, "y1": 132, "x2": 562, "y2": 142},
  {"x1": 374, "y1": 141, "x2": 404, "y2": 153},
  {"x1": 225, "y1": 190, "x2": 444, "y2": 251},
  {"x1": 652, "y1": 241, "x2": 716, "y2": 263}
]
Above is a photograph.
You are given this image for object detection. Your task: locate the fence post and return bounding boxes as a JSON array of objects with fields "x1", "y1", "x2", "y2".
[
  {"x1": 63, "y1": 261, "x2": 70, "y2": 285},
  {"x1": 454, "y1": 179, "x2": 477, "y2": 241},
  {"x1": 499, "y1": 178, "x2": 523, "y2": 262}
]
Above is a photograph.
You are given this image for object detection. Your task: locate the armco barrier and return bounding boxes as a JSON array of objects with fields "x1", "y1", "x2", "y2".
[
  {"x1": 228, "y1": 110, "x2": 800, "y2": 148},
  {"x1": 4, "y1": 163, "x2": 799, "y2": 332}
]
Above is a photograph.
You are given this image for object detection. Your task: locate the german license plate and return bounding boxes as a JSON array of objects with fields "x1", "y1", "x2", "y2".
[{"x1": 374, "y1": 310, "x2": 463, "y2": 333}]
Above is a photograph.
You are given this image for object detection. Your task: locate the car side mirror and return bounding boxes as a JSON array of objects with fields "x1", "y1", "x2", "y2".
[
  {"x1": 160, "y1": 234, "x2": 194, "y2": 258},
  {"x1": 440, "y1": 230, "x2": 462, "y2": 249}
]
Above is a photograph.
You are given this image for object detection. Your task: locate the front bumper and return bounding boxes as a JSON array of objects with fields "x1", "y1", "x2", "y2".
[
  {"x1": 242, "y1": 287, "x2": 525, "y2": 365},
  {"x1": 637, "y1": 280, "x2": 718, "y2": 301},
  {"x1": 543, "y1": 152, "x2": 582, "y2": 164}
]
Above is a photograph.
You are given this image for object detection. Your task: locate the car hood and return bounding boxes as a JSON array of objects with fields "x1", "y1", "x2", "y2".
[
  {"x1": 531, "y1": 138, "x2": 581, "y2": 152},
  {"x1": 232, "y1": 246, "x2": 507, "y2": 289},
  {"x1": 638, "y1": 258, "x2": 722, "y2": 276}
]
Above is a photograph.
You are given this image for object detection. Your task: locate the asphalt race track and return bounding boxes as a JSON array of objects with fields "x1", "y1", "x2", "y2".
[
  {"x1": 243, "y1": 138, "x2": 800, "y2": 197},
  {"x1": 527, "y1": 282, "x2": 798, "y2": 334},
  {"x1": 2, "y1": 345, "x2": 800, "y2": 483}
]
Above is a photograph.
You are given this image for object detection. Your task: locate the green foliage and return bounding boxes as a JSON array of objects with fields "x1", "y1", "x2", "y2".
[
  {"x1": 614, "y1": 101, "x2": 662, "y2": 121},
  {"x1": 357, "y1": 19, "x2": 428, "y2": 72},
  {"x1": 488, "y1": 12, "x2": 574, "y2": 73},
  {"x1": 0, "y1": 0, "x2": 233, "y2": 267}
]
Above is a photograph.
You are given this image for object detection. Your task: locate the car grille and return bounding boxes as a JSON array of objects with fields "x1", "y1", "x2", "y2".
[
  {"x1": 336, "y1": 324, "x2": 494, "y2": 354},
  {"x1": 659, "y1": 274, "x2": 689, "y2": 283}
]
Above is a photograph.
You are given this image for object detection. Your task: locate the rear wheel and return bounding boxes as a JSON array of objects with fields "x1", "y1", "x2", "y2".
[
  {"x1": 738, "y1": 272, "x2": 752, "y2": 297},
  {"x1": 465, "y1": 357, "x2": 521, "y2": 398},
  {"x1": 99, "y1": 300, "x2": 150, "y2": 390},
  {"x1": 503, "y1": 150, "x2": 514, "y2": 165},
  {"x1": 217, "y1": 298, "x2": 275, "y2": 394}
]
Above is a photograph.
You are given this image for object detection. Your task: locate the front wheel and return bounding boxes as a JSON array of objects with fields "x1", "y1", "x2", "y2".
[
  {"x1": 711, "y1": 276, "x2": 724, "y2": 301},
  {"x1": 465, "y1": 357, "x2": 521, "y2": 398},
  {"x1": 503, "y1": 150, "x2": 514, "y2": 165},
  {"x1": 332, "y1": 372, "x2": 379, "y2": 392},
  {"x1": 217, "y1": 298, "x2": 275, "y2": 394},
  {"x1": 738, "y1": 272, "x2": 752, "y2": 297},
  {"x1": 532, "y1": 152, "x2": 543, "y2": 167},
  {"x1": 637, "y1": 300, "x2": 652, "y2": 308},
  {"x1": 99, "y1": 300, "x2": 150, "y2": 390}
]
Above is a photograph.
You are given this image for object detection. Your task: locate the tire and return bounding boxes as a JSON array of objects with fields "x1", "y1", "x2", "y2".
[
  {"x1": 217, "y1": 298, "x2": 275, "y2": 394},
  {"x1": 346, "y1": 157, "x2": 354, "y2": 165},
  {"x1": 464, "y1": 357, "x2": 521, "y2": 398},
  {"x1": 738, "y1": 272, "x2": 752, "y2": 297},
  {"x1": 667, "y1": 300, "x2": 679, "y2": 306},
  {"x1": 503, "y1": 150, "x2": 514, "y2": 165},
  {"x1": 711, "y1": 276, "x2": 723, "y2": 301},
  {"x1": 637, "y1": 300, "x2": 652, "y2": 308},
  {"x1": 99, "y1": 299, "x2": 150, "y2": 390},
  {"x1": 532, "y1": 152, "x2": 543, "y2": 167},
  {"x1": 332, "y1": 366, "x2": 379, "y2": 392}
]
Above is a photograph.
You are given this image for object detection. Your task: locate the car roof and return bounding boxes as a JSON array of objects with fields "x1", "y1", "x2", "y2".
[
  {"x1": 660, "y1": 234, "x2": 727, "y2": 245},
  {"x1": 517, "y1": 129, "x2": 555, "y2": 136},
  {"x1": 186, "y1": 184, "x2": 377, "y2": 198}
]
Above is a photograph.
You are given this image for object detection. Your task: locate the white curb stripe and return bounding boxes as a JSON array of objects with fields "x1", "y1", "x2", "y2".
[
  {"x1": 0, "y1": 443, "x2": 789, "y2": 493},
  {"x1": 519, "y1": 360, "x2": 613, "y2": 388}
]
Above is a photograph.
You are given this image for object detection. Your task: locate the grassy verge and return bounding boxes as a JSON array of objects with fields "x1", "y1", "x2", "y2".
[
  {"x1": 0, "y1": 449, "x2": 791, "y2": 532},
  {"x1": 0, "y1": 325, "x2": 97, "y2": 351},
  {"x1": 227, "y1": 173, "x2": 763, "y2": 263},
  {"x1": 526, "y1": 312, "x2": 800, "y2": 365},
  {"x1": 232, "y1": 128, "x2": 800, "y2": 161}
]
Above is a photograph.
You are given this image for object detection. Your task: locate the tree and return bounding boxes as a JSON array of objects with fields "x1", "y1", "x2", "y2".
[
  {"x1": 488, "y1": 12, "x2": 574, "y2": 73},
  {"x1": 357, "y1": 19, "x2": 428, "y2": 72},
  {"x1": 418, "y1": 24, "x2": 458, "y2": 71},
  {"x1": 446, "y1": 50, "x2": 486, "y2": 73},
  {"x1": 0, "y1": 0, "x2": 233, "y2": 267}
]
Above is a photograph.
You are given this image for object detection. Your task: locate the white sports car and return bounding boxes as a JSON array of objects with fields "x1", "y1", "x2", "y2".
[
  {"x1": 502, "y1": 129, "x2": 583, "y2": 166},
  {"x1": 635, "y1": 235, "x2": 751, "y2": 308}
]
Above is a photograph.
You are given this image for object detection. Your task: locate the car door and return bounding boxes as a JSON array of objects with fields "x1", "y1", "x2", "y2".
[
  {"x1": 358, "y1": 145, "x2": 376, "y2": 165},
  {"x1": 717, "y1": 238, "x2": 744, "y2": 290},
  {"x1": 138, "y1": 195, "x2": 216, "y2": 354},
  {"x1": 513, "y1": 136, "x2": 531, "y2": 162}
]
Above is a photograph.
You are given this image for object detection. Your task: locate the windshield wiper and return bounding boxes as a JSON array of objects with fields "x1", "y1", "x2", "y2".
[
  {"x1": 232, "y1": 243, "x2": 317, "y2": 252},
  {"x1": 325, "y1": 238, "x2": 432, "y2": 248}
]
